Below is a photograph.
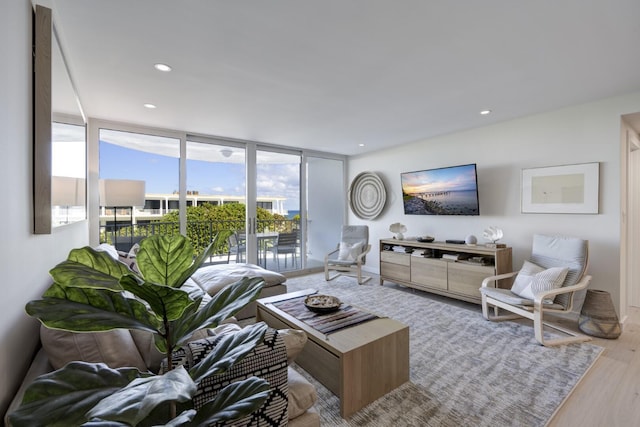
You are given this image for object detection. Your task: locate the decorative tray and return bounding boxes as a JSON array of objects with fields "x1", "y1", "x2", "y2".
[
  {"x1": 416, "y1": 236, "x2": 435, "y2": 242},
  {"x1": 304, "y1": 294, "x2": 342, "y2": 313}
]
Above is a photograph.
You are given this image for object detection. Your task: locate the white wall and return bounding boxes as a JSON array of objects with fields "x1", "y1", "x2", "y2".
[
  {"x1": 0, "y1": 0, "x2": 89, "y2": 417},
  {"x1": 349, "y1": 92, "x2": 640, "y2": 318}
]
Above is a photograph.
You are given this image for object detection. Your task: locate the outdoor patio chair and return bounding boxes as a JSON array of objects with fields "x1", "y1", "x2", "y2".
[
  {"x1": 324, "y1": 225, "x2": 371, "y2": 284},
  {"x1": 227, "y1": 231, "x2": 246, "y2": 263},
  {"x1": 271, "y1": 231, "x2": 298, "y2": 269},
  {"x1": 479, "y1": 234, "x2": 592, "y2": 346}
]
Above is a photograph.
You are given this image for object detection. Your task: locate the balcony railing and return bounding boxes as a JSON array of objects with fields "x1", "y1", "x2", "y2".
[{"x1": 100, "y1": 218, "x2": 300, "y2": 269}]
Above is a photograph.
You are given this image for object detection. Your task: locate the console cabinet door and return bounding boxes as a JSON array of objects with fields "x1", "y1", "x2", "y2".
[
  {"x1": 411, "y1": 257, "x2": 447, "y2": 290},
  {"x1": 380, "y1": 252, "x2": 411, "y2": 282},
  {"x1": 448, "y1": 263, "x2": 495, "y2": 298}
]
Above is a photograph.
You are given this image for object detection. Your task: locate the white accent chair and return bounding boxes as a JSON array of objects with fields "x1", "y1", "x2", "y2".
[
  {"x1": 479, "y1": 234, "x2": 592, "y2": 346},
  {"x1": 324, "y1": 225, "x2": 372, "y2": 285}
]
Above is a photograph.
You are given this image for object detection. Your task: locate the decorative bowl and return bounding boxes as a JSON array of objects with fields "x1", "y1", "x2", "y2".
[
  {"x1": 417, "y1": 236, "x2": 435, "y2": 243},
  {"x1": 304, "y1": 294, "x2": 342, "y2": 313}
]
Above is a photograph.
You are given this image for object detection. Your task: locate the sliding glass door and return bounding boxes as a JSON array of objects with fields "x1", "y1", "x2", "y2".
[
  {"x1": 306, "y1": 155, "x2": 345, "y2": 269},
  {"x1": 93, "y1": 121, "x2": 345, "y2": 274},
  {"x1": 185, "y1": 139, "x2": 246, "y2": 263},
  {"x1": 254, "y1": 148, "x2": 301, "y2": 271}
]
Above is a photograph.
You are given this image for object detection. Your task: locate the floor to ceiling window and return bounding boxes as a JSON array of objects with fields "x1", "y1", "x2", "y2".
[
  {"x1": 255, "y1": 149, "x2": 301, "y2": 271},
  {"x1": 306, "y1": 155, "x2": 345, "y2": 269},
  {"x1": 98, "y1": 128, "x2": 180, "y2": 252},
  {"x1": 185, "y1": 139, "x2": 247, "y2": 262},
  {"x1": 92, "y1": 121, "x2": 344, "y2": 273}
]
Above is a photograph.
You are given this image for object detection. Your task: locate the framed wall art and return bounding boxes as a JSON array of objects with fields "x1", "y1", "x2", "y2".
[{"x1": 521, "y1": 162, "x2": 599, "y2": 214}]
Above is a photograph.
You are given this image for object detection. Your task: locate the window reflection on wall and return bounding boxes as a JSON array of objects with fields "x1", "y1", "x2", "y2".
[{"x1": 52, "y1": 121, "x2": 86, "y2": 227}]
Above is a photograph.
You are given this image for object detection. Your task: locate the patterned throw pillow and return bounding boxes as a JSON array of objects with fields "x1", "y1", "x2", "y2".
[
  {"x1": 337, "y1": 241, "x2": 363, "y2": 261},
  {"x1": 511, "y1": 260, "x2": 569, "y2": 303},
  {"x1": 165, "y1": 328, "x2": 289, "y2": 426}
]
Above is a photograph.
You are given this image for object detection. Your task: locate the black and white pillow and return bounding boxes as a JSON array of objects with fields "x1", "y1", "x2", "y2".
[{"x1": 166, "y1": 328, "x2": 289, "y2": 426}]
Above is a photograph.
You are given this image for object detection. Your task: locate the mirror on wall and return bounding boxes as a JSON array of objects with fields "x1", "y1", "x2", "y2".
[
  {"x1": 51, "y1": 28, "x2": 86, "y2": 228},
  {"x1": 33, "y1": 4, "x2": 86, "y2": 233}
]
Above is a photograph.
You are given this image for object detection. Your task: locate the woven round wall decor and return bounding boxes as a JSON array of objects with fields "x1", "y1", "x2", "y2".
[{"x1": 348, "y1": 172, "x2": 386, "y2": 220}]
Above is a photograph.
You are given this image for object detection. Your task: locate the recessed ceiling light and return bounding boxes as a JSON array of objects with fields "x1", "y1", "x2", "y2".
[
  {"x1": 359, "y1": 143, "x2": 365, "y2": 147},
  {"x1": 154, "y1": 63, "x2": 172, "y2": 72},
  {"x1": 144, "y1": 103, "x2": 157, "y2": 109},
  {"x1": 480, "y1": 109, "x2": 492, "y2": 115}
]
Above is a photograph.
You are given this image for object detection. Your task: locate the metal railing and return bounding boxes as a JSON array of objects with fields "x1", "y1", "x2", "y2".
[{"x1": 99, "y1": 218, "x2": 300, "y2": 264}]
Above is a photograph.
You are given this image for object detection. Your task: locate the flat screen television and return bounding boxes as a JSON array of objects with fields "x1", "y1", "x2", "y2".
[{"x1": 401, "y1": 163, "x2": 480, "y2": 215}]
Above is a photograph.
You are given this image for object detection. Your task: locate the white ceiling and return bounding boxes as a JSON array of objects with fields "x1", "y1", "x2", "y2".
[{"x1": 49, "y1": 0, "x2": 640, "y2": 156}]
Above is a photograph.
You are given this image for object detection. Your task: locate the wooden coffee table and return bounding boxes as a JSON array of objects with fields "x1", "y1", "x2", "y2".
[{"x1": 256, "y1": 289, "x2": 409, "y2": 418}]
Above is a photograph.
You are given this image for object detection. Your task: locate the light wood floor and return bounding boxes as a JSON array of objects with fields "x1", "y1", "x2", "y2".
[{"x1": 547, "y1": 306, "x2": 640, "y2": 427}]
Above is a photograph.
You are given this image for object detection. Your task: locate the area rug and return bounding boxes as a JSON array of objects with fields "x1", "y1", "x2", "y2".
[{"x1": 282, "y1": 273, "x2": 604, "y2": 427}]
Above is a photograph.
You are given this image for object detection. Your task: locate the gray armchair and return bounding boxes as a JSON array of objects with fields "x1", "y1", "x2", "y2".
[
  {"x1": 479, "y1": 234, "x2": 592, "y2": 346},
  {"x1": 324, "y1": 225, "x2": 371, "y2": 285}
]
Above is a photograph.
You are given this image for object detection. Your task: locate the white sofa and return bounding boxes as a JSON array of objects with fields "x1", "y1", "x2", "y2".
[
  {"x1": 186, "y1": 263, "x2": 288, "y2": 319},
  {"x1": 5, "y1": 259, "x2": 318, "y2": 426}
]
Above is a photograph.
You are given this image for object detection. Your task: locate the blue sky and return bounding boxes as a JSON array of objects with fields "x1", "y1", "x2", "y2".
[{"x1": 99, "y1": 141, "x2": 300, "y2": 211}]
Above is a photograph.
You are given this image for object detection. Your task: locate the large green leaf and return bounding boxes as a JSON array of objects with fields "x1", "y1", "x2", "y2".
[
  {"x1": 163, "y1": 410, "x2": 197, "y2": 426},
  {"x1": 171, "y1": 277, "x2": 264, "y2": 347},
  {"x1": 27, "y1": 287, "x2": 161, "y2": 333},
  {"x1": 120, "y1": 274, "x2": 195, "y2": 322},
  {"x1": 49, "y1": 256, "x2": 130, "y2": 292},
  {"x1": 173, "y1": 234, "x2": 223, "y2": 289},
  {"x1": 189, "y1": 322, "x2": 267, "y2": 384},
  {"x1": 188, "y1": 377, "x2": 270, "y2": 426},
  {"x1": 68, "y1": 246, "x2": 132, "y2": 276},
  {"x1": 87, "y1": 366, "x2": 196, "y2": 425},
  {"x1": 8, "y1": 362, "x2": 146, "y2": 427},
  {"x1": 154, "y1": 292, "x2": 204, "y2": 355},
  {"x1": 81, "y1": 421, "x2": 129, "y2": 426},
  {"x1": 135, "y1": 235, "x2": 195, "y2": 287}
]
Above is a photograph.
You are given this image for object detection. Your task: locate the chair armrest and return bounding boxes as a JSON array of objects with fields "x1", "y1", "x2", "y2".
[
  {"x1": 533, "y1": 275, "x2": 592, "y2": 305},
  {"x1": 324, "y1": 246, "x2": 340, "y2": 262},
  {"x1": 355, "y1": 244, "x2": 372, "y2": 263},
  {"x1": 481, "y1": 271, "x2": 519, "y2": 288}
]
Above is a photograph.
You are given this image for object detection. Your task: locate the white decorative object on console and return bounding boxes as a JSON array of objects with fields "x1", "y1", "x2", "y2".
[
  {"x1": 389, "y1": 222, "x2": 407, "y2": 240},
  {"x1": 483, "y1": 226, "x2": 503, "y2": 243}
]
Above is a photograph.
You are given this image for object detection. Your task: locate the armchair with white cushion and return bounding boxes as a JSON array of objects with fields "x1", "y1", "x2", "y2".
[
  {"x1": 479, "y1": 234, "x2": 592, "y2": 346},
  {"x1": 324, "y1": 225, "x2": 372, "y2": 285}
]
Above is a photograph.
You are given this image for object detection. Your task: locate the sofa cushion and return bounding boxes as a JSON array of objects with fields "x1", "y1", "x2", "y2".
[
  {"x1": 40, "y1": 326, "x2": 148, "y2": 371},
  {"x1": 189, "y1": 263, "x2": 286, "y2": 296},
  {"x1": 129, "y1": 330, "x2": 165, "y2": 373},
  {"x1": 95, "y1": 243, "x2": 119, "y2": 260},
  {"x1": 287, "y1": 367, "x2": 317, "y2": 419},
  {"x1": 166, "y1": 328, "x2": 289, "y2": 426},
  {"x1": 279, "y1": 329, "x2": 307, "y2": 364}
]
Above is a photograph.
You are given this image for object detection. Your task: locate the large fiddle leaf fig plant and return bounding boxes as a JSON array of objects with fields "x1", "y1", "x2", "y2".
[{"x1": 10, "y1": 234, "x2": 269, "y2": 427}]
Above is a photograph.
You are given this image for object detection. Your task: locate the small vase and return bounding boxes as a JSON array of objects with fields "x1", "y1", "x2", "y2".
[{"x1": 396, "y1": 233, "x2": 404, "y2": 240}]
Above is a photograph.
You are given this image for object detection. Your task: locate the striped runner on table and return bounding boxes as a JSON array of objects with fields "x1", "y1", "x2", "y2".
[{"x1": 272, "y1": 296, "x2": 380, "y2": 334}]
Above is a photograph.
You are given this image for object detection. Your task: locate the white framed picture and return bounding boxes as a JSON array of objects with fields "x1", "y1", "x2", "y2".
[{"x1": 521, "y1": 162, "x2": 599, "y2": 214}]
